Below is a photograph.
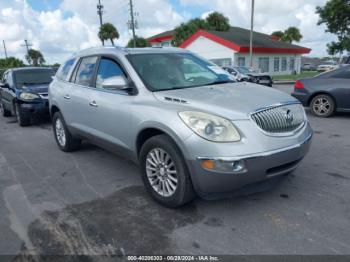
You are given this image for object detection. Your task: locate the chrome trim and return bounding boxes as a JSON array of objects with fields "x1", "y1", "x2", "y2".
[
  {"x1": 38, "y1": 93, "x2": 49, "y2": 99},
  {"x1": 197, "y1": 131, "x2": 313, "y2": 162},
  {"x1": 249, "y1": 102, "x2": 306, "y2": 137}
]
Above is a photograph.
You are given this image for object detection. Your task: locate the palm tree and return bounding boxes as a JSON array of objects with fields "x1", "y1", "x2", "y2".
[
  {"x1": 282, "y1": 27, "x2": 302, "y2": 43},
  {"x1": 98, "y1": 23, "x2": 119, "y2": 46},
  {"x1": 25, "y1": 49, "x2": 45, "y2": 66}
]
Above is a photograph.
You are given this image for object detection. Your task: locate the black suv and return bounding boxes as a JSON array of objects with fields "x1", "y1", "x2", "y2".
[{"x1": 0, "y1": 67, "x2": 55, "y2": 126}]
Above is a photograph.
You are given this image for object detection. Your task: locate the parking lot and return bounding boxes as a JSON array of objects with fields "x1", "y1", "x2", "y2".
[{"x1": 0, "y1": 84, "x2": 350, "y2": 258}]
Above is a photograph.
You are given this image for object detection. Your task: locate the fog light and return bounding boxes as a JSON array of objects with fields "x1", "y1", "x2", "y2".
[{"x1": 200, "y1": 159, "x2": 246, "y2": 173}]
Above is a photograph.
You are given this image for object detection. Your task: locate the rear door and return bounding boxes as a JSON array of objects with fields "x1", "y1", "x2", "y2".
[{"x1": 62, "y1": 56, "x2": 99, "y2": 134}]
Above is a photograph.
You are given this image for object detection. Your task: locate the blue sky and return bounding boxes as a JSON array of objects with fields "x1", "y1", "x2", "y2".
[{"x1": 0, "y1": 0, "x2": 336, "y2": 63}]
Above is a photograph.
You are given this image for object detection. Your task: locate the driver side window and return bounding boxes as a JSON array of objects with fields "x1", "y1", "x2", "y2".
[{"x1": 96, "y1": 58, "x2": 126, "y2": 90}]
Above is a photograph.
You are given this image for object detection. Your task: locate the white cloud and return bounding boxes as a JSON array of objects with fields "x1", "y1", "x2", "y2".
[{"x1": 0, "y1": 0, "x2": 339, "y2": 64}]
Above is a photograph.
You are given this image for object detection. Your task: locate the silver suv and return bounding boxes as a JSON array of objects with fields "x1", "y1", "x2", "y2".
[{"x1": 49, "y1": 47, "x2": 313, "y2": 207}]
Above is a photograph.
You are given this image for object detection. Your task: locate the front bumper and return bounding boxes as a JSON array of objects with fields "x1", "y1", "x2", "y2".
[
  {"x1": 185, "y1": 125, "x2": 313, "y2": 199},
  {"x1": 18, "y1": 99, "x2": 49, "y2": 118}
]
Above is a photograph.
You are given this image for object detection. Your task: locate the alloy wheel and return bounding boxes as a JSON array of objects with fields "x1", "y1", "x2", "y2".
[
  {"x1": 55, "y1": 118, "x2": 67, "y2": 147},
  {"x1": 313, "y1": 97, "x2": 331, "y2": 116},
  {"x1": 146, "y1": 148, "x2": 178, "y2": 197}
]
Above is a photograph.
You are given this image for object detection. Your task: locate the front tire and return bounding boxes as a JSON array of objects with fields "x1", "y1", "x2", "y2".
[
  {"x1": 310, "y1": 94, "x2": 335, "y2": 118},
  {"x1": 15, "y1": 104, "x2": 30, "y2": 126},
  {"x1": 52, "y1": 111, "x2": 81, "y2": 152},
  {"x1": 139, "y1": 135, "x2": 195, "y2": 208}
]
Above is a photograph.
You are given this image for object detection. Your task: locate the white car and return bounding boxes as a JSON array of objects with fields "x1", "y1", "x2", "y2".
[{"x1": 317, "y1": 62, "x2": 338, "y2": 72}]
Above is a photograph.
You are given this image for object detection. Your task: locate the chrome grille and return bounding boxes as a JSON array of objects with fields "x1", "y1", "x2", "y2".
[{"x1": 251, "y1": 103, "x2": 305, "y2": 134}]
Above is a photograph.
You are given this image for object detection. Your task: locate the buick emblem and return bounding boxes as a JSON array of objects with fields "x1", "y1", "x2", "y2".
[{"x1": 284, "y1": 109, "x2": 294, "y2": 124}]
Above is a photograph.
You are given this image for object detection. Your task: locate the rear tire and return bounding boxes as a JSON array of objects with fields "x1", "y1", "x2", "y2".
[
  {"x1": 15, "y1": 104, "x2": 30, "y2": 126},
  {"x1": 1, "y1": 101, "x2": 11, "y2": 117},
  {"x1": 52, "y1": 111, "x2": 81, "y2": 152},
  {"x1": 310, "y1": 94, "x2": 335, "y2": 118},
  {"x1": 139, "y1": 135, "x2": 195, "y2": 208}
]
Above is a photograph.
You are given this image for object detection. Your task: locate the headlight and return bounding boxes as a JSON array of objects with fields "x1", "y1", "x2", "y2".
[
  {"x1": 19, "y1": 92, "x2": 40, "y2": 100},
  {"x1": 178, "y1": 111, "x2": 241, "y2": 142}
]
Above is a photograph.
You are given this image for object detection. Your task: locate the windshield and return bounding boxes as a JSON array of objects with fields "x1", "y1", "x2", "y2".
[
  {"x1": 15, "y1": 69, "x2": 55, "y2": 88},
  {"x1": 127, "y1": 53, "x2": 233, "y2": 91}
]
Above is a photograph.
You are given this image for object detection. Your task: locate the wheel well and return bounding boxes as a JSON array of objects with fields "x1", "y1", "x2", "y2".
[
  {"x1": 50, "y1": 105, "x2": 60, "y2": 117},
  {"x1": 136, "y1": 128, "x2": 165, "y2": 156},
  {"x1": 308, "y1": 92, "x2": 337, "y2": 107}
]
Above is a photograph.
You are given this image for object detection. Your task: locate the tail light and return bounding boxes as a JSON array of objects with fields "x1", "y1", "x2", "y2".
[{"x1": 294, "y1": 80, "x2": 304, "y2": 89}]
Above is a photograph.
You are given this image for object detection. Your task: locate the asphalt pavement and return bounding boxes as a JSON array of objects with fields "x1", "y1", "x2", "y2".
[{"x1": 0, "y1": 84, "x2": 350, "y2": 258}]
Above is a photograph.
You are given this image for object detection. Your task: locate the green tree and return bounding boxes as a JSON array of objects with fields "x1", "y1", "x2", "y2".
[
  {"x1": 98, "y1": 23, "x2": 119, "y2": 46},
  {"x1": 126, "y1": 36, "x2": 150, "y2": 48},
  {"x1": 0, "y1": 57, "x2": 25, "y2": 68},
  {"x1": 25, "y1": 49, "x2": 45, "y2": 66},
  {"x1": 271, "y1": 27, "x2": 303, "y2": 43},
  {"x1": 172, "y1": 18, "x2": 211, "y2": 47},
  {"x1": 316, "y1": 0, "x2": 350, "y2": 56},
  {"x1": 271, "y1": 31, "x2": 284, "y2": 39},
  {"x1": 205, "y1": 11, "x2": 230, "y2": 31},
  {"x1": 281, "y1": 27, "x2": 303, "y2": 43}
]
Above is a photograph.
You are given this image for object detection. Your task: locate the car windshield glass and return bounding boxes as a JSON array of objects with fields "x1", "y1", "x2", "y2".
[
  {"x1": 127, "y1": 53, "x2": 233, "y2": 91},
  {"x1": 15, "y1": 70, "x2": 55, "y2": 88}
]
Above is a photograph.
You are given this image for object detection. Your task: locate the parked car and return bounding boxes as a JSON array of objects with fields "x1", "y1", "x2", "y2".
[
  {"x1": 224, "y1": 66, "x2": 273, "y2": 86},
  {"x1": 317, "y1": 61, "x2": 338, "y2": 72},
  {"x1": 0, "y1": 67, "x2": 55, "y2": 126},
  {"x1": 49, "y1": 47, "x2": 312, "y2": 207},
  {"x1": 301, "y1": 63, "x2": 316, "y2": 71},
  {"x1": 222, "y1": 66, "x2": 249, "y2": 82},
  {"x1": 292, "y1": 65, "x2": 350, "y2": 117}
]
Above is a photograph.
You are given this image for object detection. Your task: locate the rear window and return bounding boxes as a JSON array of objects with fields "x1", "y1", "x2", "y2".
[{"x1": 56, "y1": 58, "x2": 76, "y2": 81}]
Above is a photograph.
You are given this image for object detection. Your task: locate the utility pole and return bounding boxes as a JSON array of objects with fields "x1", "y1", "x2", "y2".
[
  {"x1": 249, "y1": 0, "x2": 255, "y2": 68},
  {"x1": 21, "y1": 40, "x2": 33, "y2": 64},
  {"x1": 129, "y1": 0, "x2": 137, "y2": 48},
  {"x1": 97, "y1": 0, "x2": 104, "y2": 46},
  {"x1": 2, "y1": 40, "x2": 8, "y2": 59}
]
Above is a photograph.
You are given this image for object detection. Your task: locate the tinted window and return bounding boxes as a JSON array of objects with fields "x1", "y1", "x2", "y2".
[
  {"x1": 75, "y1": 56, "x2": 98, "y2": 87},
  {"x1": 330, "y1": 68, "x2": 350, "y2": 79},
  {"x1": 15, "y1": 69, "x2": 55, "y2": 88},
  {"x1": 96, "y1": 58, "x2": 126, "y2": 89},
  {"x1": 57, "y1": 58, "x2": 76, "y2": 81}
]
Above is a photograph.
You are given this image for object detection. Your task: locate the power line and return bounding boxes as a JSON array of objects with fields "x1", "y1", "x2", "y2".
[
  {"x1": 2, "y1": 40, "x2": 7, "y2": 59},
  {"x1": 97, "y1": 0, "x2": 104, "y2": 46}
]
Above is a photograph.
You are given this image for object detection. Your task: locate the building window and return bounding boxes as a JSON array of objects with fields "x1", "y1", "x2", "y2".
[
  {"x1": 290, "y1": 57, "x2": 295, "y2": 72},
  {"x1": 161, "y1": 41, "x2": 170, "y2": 47},
  {"x1": 210, "y1": 58, "x2": 232, "y2": 67},
  {"x1": 281, "y1": 57, "x2": 287, "y2": 71},
  {"x1": 238, "y1": 57, "x2": 245, "y2": 66},
  {"x1": 274, "y1": 57, "x2": 280, "y2": 72},
  {"x1": 258, "y1": 57, "x2": 269, "y2": 73}
]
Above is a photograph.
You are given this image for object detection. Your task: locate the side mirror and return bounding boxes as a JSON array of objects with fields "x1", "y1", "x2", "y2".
[{"x1": 102, "y1": 76, "x2": 128, "y2": 91}]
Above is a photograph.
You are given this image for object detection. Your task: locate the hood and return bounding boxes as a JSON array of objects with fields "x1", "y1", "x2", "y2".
[
  {"x1": 153, "y1": 82, "x2": 298, "y2": 120},
  {"x1": 21, "y1": 84, "x2": 49, "y2": 94}
]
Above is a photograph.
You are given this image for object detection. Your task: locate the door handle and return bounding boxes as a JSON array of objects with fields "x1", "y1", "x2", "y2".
[
  {"x1": 89, "y1": 100, "x2": 98, "y2": 107},
  {"x1": 64, "y1": 94, "x2": 71, "y2": 99}
]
